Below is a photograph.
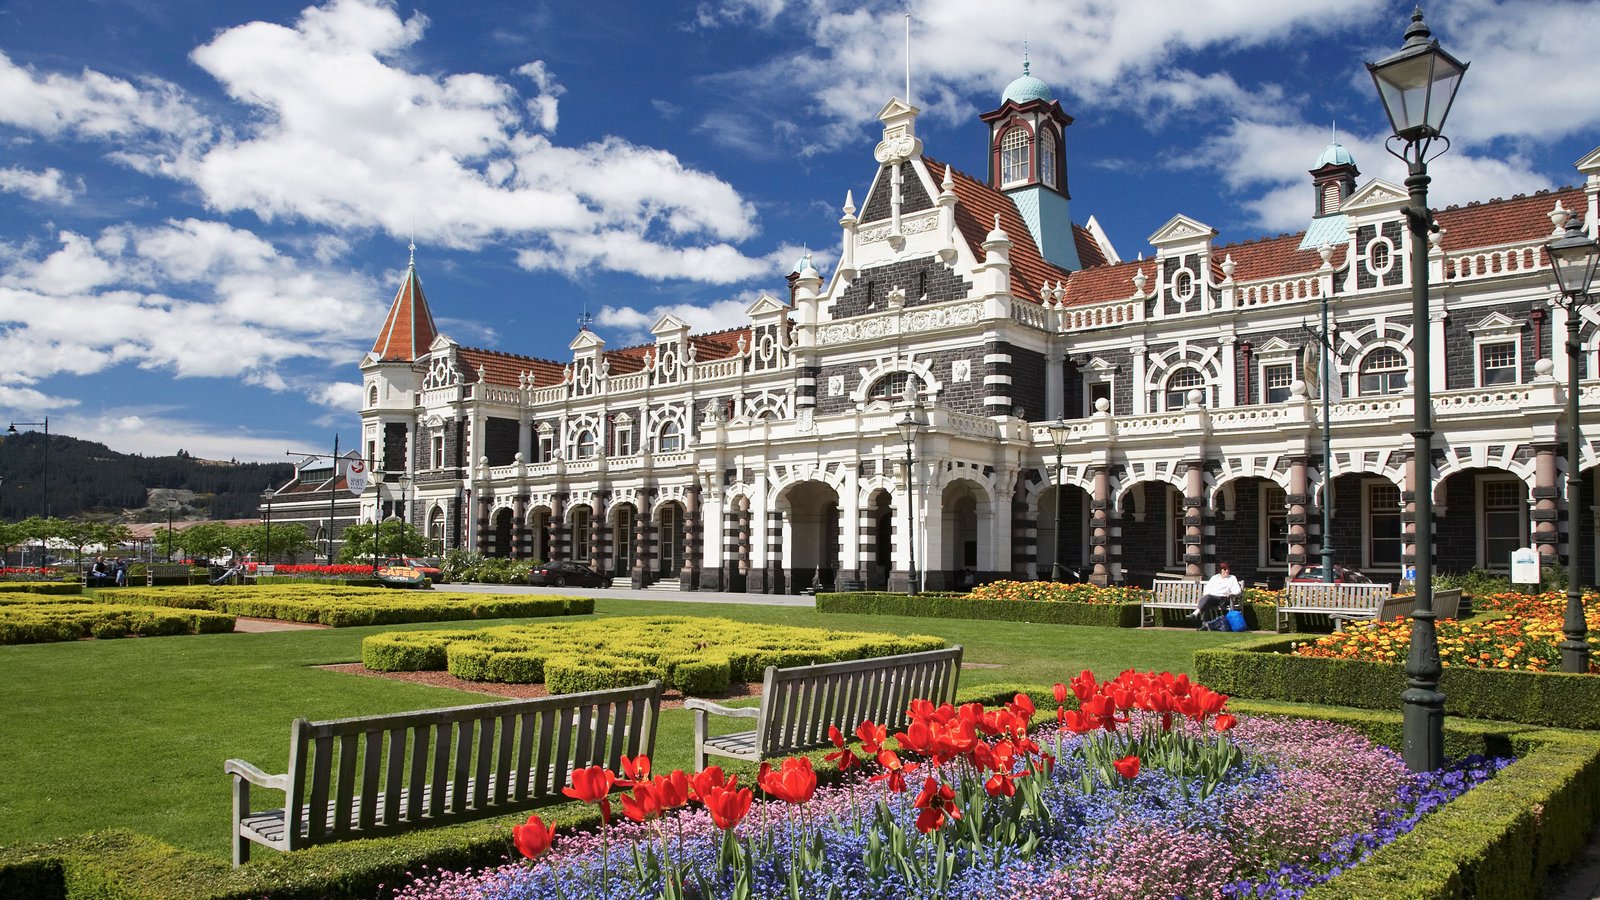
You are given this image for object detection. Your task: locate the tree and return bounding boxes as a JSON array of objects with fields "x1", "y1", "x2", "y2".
[
  {"x1": 230, "y1": 522, "x2": 313, "y2": 563},
  {"x1": 175, "y1": 521, "x2": 231, "y2": 563},
  {"x1": 0, "y1": 520, "x2": 30, "y2": 567},
  {"x1": 337, "y1": 520, "x2": 430, "y2": 564}
]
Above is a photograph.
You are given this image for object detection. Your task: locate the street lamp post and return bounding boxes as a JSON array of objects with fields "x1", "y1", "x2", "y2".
[
  {"x1": 166, "y1": 500, "x2": 177, "y2": 563},
  {"x1": 896, "y1": 409, "x2": 924, "y2": 596},
  {"x1": 1303, "y1": 300, "x2": 1338, "y2": 583},
  {"x1": 1546, "y1": 216, "x2": 1599, "y2": 673},
  {"x1": 1047, "y1": 420, "x2": 1071, "y2": 581},
  {"x1": 7, "y1": 417, "x2": 49, "y2": 519},
  {"x1": 261, "y1": 491, "x2": 274, "y2": 566},
  {"x1": 1368, "y1": 5, "x2": 1468, "y2": 773}
]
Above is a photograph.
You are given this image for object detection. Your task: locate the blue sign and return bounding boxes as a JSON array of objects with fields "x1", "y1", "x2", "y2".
[{"x1": 1403, "y1": 566, "x2": 1417, "y2": 582}]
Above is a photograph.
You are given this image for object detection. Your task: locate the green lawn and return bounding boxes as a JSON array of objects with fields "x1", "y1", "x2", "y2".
[{"x1": 0, "y1": 596, "x2": 1231, "y2": 860}]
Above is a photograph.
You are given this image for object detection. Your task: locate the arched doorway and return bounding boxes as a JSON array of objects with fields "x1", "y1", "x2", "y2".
[
  {"x1": 1038, "y1": 483, "x2": 1092, "y2": 581},
  {"x1": 427, "y1": 507, "x2": 445, "y2": 556},
  {"x1": 656, "y1": 502, "x2": 685, "y2": 578},
  {"x1": 611, "y1": 504, "x2": 636, "y2": 578},
  {"x1": 868, "y1": 488, "x2": 893, "y2": 591},
  {"x1": 529, "y1": 508, "x2": 551, "y2": 562},
  {"x1": 1436, "y1": 468, "x2": 1528, "y2": 576},
  {"x1": 780, "y1": 480, "x2": 842, "y2": 592},
  {"x1": 936, "y1": 479, "x2": 990, "y2": 590},
  {"x1": 491, "y1": 508, "x2": 513, "y2": 558}
]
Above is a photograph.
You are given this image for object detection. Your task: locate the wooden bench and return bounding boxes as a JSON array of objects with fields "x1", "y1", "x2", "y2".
[
  {"x1": 1376, "y1": 588, "x2": 1462, "y2": 623},
  {"x1": 146, "y1": 562, "x2": 199, "y2": 586},
  {"x1": 1277, "y1": 582, "x2": 1393, "y2": 632},
  {"x1": 226, "y1": 680, "x2": 662, "y2": 866},
  {"x1": 1142, "y1": 576, "x2": 1203, "y2": 627},
  {"x1": 684, "y1": 647, "x2": 961, "y2": 771}
]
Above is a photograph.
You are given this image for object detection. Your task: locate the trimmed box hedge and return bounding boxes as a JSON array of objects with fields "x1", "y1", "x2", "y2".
[
  {"x1": 3, "y1": 693, "x2": 1596, "y2": 900},
  {"x1": 88, "y1": 585, "x2": 592, "y2": 627},
  {"x1": 1196, "y1": 634, "x2": 1600, "y2": 730},
  {"x1": 816, "y1": 591, "x2": 1143, "y2": 627},
  {"x1": 363, "y1": 615, "x2": 947, "y2": 693},
  {"x1": 0, "y1": 601, "x2": 235, "y2": 644},
  {"x1": 0, "y1": 582, "x2": 82, "y2": 596}
]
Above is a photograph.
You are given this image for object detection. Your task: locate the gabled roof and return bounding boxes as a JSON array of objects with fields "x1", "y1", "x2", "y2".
[
  {"x1": 457, "y1": 347, "x2": 566, "y2": 387},
  {"x1": 926, "y1": 154, "x2": 1073, "y2": 303},
  {"x1": 370, "y1": 261, "x2": 439, "y2": 363}
]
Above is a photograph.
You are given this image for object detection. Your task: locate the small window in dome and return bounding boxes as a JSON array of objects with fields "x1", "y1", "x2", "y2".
[
  {"x1": 1000, "y1": 127, "x2": 1030, "y2": 187},
  {"x1": 1039, "y1": 129, "x2": 1058, "y2": 189}
]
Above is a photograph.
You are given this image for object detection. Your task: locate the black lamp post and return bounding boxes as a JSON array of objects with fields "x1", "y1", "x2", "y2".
[
  {"x1": 895, "y1": 409, "x2": 924, "y2": 596},
  {"x1": 1368, "y1": 4, "x2": 1468, "y2": 773},
  {"x1": 1547, "y1": 216, "x2": 1599, "y2": 673},
  {"x1": 261, "y1": 490, "x2": 274, "y2": 566},
  {"x1": 7, "y1": 417, "x2": 49, "y2": 519},
  {"x1": 1047, "y1": 420, "x2": 1070, "y2": 580},
  {"x1": 166, "y1": 500, "x2": 177, "y2": 563},
  {"x1": 1303, "y1": 301, "x2": 1338, "y2": 583}
]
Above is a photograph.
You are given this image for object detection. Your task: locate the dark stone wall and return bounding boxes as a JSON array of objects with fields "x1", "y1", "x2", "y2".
[
  {"x1": 1119, "y1": 490, "x2": 1172, "y2": 584},
  {"x1": 484, "y1": 417, "x2": 520, "y2": 466},
  {"x1": 383, "y1": 422, "x2": 408, "y2": 474},
  {"x1": 1212, "y1": 478, "x2": 1263, "y2": 582},
  {"x1": 1009, "y1": 344, "x2": 1047, "y2": 422},
  {"x1": 830, "y1": 256, "x2": 972, "y2": 320},
  {"x1": 859, "y1": 162, "x2": 933, "y2": 223},
  {"x1": 1355, "y1": 221, "x2": 1406, "y2": 290},
  {"x1": 1440, "y1": 300, "x2": 1533, "y2": 390},
  {"x1": 1326, "y1": 475, "x2": 1365, "y2": 571}
]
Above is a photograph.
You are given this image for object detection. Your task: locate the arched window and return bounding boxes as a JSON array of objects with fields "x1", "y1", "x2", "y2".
[
  {"x1": 1038, "y1": 128, "x2": 1058, "y2": 189},
  {"x1": 1164, "y1": 367, "x2": 1205, "y2": 410},
  {"x1": 657, "y1": 421, "x2": 682, "y2": 453},
  {"x1": 867, "y1": 371, "x2": 917, "y2": 402},
  {"x1": 1000, "y1": 127, "x2": 1030, "y2": 187},
  {"x1": 368, "y1": 385, "x2": 379, "y2": 407},
  {"x1": 1358, "y1": 347, "x2": 1407, "y2": 395},
  {"x1": 574, "y1": 429, "x2": 596, "y2": 459}
]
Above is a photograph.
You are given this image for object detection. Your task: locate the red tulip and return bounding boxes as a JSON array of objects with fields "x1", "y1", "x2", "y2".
[
  {"x1": 1213, "y1": 713, "x2": 1238, "y2": 732},
  {"x1": 911, "y1": 776, "x2": 961, "y2": 833},
  {"x1": 1052, "y1": 682, "x2": 1068, "y2": 705},
  {"x1": 621, "y1": 781, "x2": 663, "y2": 823},
  {"x1": 562, "y1": 765, "x2": 617, "y2": 824},
  {"x1": 984, "y1": 771, "x2": 1016, "y2": 798},
  {"x1": 1070, "y1": 670, "x2": 1098, "y2": 702},
  {"x1": 870, "y1": 749, "x2": 918, "y2": 794},
  {"x1": 511, "y1": 814, "x2": 556, "y2": 860},
  {"x1": 654, "y1": 770, "x2": 691, "y2": 810},
  {"x1": 690, "y1": 765, "x2": 735, "y2": 801},
  {"x1": 1008, "y1": 692, "x2": 1036, "y2": 721},
  {"x1": 759, "y1": 756, "x2": 817, "y2": 805},
  {"x1": 1113, "y1": 755, "x2": 1141, "y2": 779},
  {"x1": 620, "y1": 754, "x2": 651, "y2": 785},
  {"x1": 702, "y1": 784, "x2": 753, "y2": 830},
  {"x1": 855, "y1": 721, "x2": 887, "y2": 754}
]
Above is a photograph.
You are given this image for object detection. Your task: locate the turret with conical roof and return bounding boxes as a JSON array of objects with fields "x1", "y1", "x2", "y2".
[
  {"x1": 978, "y1": 59, "x2": 1080, "y2": 270},
  {"x1": 370, "y1": 243, "x2": 439, "y2": 363}
]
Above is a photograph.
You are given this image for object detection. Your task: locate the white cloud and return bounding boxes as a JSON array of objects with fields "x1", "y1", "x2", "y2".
[
  {"x1": 55, "y1": 411, "x2": 306, "y2": 462},
  {"x1": 598, "y1": 295, "x2": 768, "y2": 346},
  {"x1": 0, "y1": 220, "x2": 381, "y2": 389},
  {"x1": 514, "y1": 60, "x2": 564, "y2": 132},
  {"x1": 1440, "y1": 0, "x2": 1600, "y2": 145},
  {"x1": 0, "y1": 166, "x2": 83, "y2": 204},
  {"x1": 0, "y1": 52, "x2": 207, "y2": 141}
]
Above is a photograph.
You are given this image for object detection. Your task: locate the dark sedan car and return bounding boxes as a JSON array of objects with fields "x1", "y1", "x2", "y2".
[
  {"x1": 526, "y1": 560, "x2": 613, "y2": 588},
  {"x1": 1289, "y1": 564, "x2": 1373, "y2": 584}
]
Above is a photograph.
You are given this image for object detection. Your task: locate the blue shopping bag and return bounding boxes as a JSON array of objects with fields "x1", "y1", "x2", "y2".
[{"x1": 1225, "y1": 609, "x2": 1248, "y2": 632}]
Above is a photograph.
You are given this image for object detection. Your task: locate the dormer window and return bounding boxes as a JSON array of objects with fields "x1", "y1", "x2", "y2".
[
  {"x1": 1039, "y1": 128, "x2": 1058, "y2": 189},
  {"x1": 1000, "y1": 126, "x2": 1030, "y2": 187}
]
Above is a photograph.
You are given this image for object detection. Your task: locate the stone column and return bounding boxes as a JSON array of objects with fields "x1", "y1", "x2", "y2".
[
  {"x1": 680, "y1": 483, "x2": 702, "y2": 590},
  {"x1": 733, "y1": 495, "x2": 751, "y2": 592},
  {"x1": 1013, "y1": 472, "x2": 1035, "y2": 579},
  {"x1": 1286, "y1": 457, "x2": 1311, "y2": 578},
  {"x1": 1090, "y1": 466, "x2": 1113, "y2": 586},
  {"x1": 766, "y1": 509, "x2": 786, "y2": 594},
  {"x1": 1183, "y1": 460, "x2": 1207, "y2": 578},
  {"x1": 631, "y1": 495, "x2": 650, "y2": 589},
  {"x1": 546, "y1": 494, "x2": 564, "y2": 562},
  {"x1": 591, "y1": 494, "x2": 607, "y2": 570},
  {"x1": 513, "y1": 495, "x2": 530, "y2": 561},
  {"x1": 475, "y1": 493, "x2": 491, "y2": 555},
  {"x1": 1533, "y1": 445, "x2": 1560, "y2": 560},
  {"x1": 1401, "y1": 452, "x2": 1420, "y2": 585}
]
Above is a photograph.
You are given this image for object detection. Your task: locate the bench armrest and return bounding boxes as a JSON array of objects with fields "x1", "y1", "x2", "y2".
[
  {"x1": 225, "y1": 758, "x2": 290, "y2": 792},
  {"x1": 681, "y1": 698, "x2": 762, "y2": 719}
]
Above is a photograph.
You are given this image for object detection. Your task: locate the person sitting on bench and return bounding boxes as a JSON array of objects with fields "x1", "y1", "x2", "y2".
[{"x1": 1194, "y1": 562, "x2": 1241, "y2": 624}]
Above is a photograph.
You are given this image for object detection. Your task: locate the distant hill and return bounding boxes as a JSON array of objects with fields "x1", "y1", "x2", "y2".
[{"x1": 0, "y1": 432, "x2": 295, "y2": 522}]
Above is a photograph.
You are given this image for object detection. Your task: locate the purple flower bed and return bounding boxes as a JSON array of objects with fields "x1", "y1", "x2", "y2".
[{"x1": 393, "y1": 716, "x2": 1508, "y2": 900}]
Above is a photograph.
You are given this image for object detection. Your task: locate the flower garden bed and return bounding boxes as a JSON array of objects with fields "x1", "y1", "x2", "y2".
[
  {"x1": 818, "y1": 582, "x2": 1144, "y2": 627},
  {"x1": 85, "y1": 585, "x2": 591, "y2": 627},
  {"x1": 362, "y1": 616, "x2": 946, "y2": 694},
  {"x1": 0, "y1": 597, "x2": 235, "y2": 643},
  {"x1": 1195, "y1": 631, "x2": 1600, "y2": 729}
]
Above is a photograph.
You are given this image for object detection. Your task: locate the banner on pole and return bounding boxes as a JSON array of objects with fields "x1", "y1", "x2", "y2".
[{"x1": 343, "y1": 451, "x2": 369, "y2": 496}]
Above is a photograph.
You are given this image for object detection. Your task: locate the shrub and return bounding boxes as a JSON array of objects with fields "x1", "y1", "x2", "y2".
[
  {"x1": 816, "y1": 591, "x2": 1143, "y2": 627},
  {"x1": 86, "y1": 586, "x2": 588, "y2": 628}
]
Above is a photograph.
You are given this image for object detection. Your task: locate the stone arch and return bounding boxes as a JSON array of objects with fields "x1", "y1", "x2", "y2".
[
  {"x1": 1144, "y1": 343, "x2": 1223, "y2": 400},
  {"x1": 850, "y1": 356, "x2": 945, "y2": 410},
  {"x1": 1431, "y1": 444, "x2": 1536, "y2": 509}
]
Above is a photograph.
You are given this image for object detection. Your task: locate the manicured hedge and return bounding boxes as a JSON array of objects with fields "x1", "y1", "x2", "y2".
[
  {"x1": 1196, "y1": 635, "x2": 1600, "y2": 729},
  {"x1": 88, "y1": 586, "x2": 592, "y2": 627},
  {"x1": 0, "y1": 582, "x2": 82, "y2": 596},
  {"x1": 816, "y1": 591, "x2": 1143, "y2": 627},
  {"x1": 363, "y1": 616, "x2": 947, "y2": 692},
  {"x1": 0, "y1": 601, "x2": 235, "y2": 644}
]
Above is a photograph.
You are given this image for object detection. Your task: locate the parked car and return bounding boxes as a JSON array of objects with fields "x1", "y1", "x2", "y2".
[
  {"x1": 526, "y1": 560, "x2": 612, "y2": 588},
  {"x1": 1289, "y1": 564, "x2": 1372, "y2": 584},
  {"x1": 386, "y1": 556, "x2": 446, "y2": 584}
]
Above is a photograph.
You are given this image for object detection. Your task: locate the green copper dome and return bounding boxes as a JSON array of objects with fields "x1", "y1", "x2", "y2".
[
  {"x1": 1002, "y1": 61, "x2": 1053, "y2": 104},
  {"x1": 1315, "y1": 141, "x2": 1356, "y2": 168}
]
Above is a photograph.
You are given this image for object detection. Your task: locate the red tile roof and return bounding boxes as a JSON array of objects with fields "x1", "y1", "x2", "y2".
[
  {"x1": 1060, "y1": 257, "x2": 1155, "y2": 307},
  {"x1": 1073, "y1": 224, "x2": 1108, "y2": 269},
  {"x1": 1434, "y1": 187, "x2": 1581, "y2": 253},
  {"x1": 371, "y1": 265, "x2": 438, "y2": 362},
  {"x1": 458, "y1": 347, "x2": 567, "y2": 387},
  {"x1": 925, "y1": 155, "x2": 1073, "y2": 304}
]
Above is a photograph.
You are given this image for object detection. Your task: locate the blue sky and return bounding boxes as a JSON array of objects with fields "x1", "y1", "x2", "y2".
[{"x1": 1, "y1": 0, "x2": 1596, "y2": 462}]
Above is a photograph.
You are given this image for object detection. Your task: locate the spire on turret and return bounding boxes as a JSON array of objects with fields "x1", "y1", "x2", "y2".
[{"x1": 370, "y1": 246, "x2": 439, "y2": 362}]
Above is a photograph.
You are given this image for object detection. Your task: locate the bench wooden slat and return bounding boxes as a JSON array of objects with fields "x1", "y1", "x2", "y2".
[{"x1": 230, "y1": 682, "x2": 662, "y2": 865}]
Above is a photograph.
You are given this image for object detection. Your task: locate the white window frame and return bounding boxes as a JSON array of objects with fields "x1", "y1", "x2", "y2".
[
  {"x1": 1365, "y1": 234, "x2": 1396, "y2": 278},
  {"x1": 1081, "y1": 357, "x2": 1116, "y2": 416},
  {"x1": 1363, "y1": 480, "x2": 1403, "y2": 572},
  {"x1": 1260, "y1": 483, "x2": 1288, "y2": 568},
  {"x1": 431, "y1": 435, "x2": 445, "y2": 469},
  {"x1": 1038, "y1": 127, "x2": 1058, "y2": 189},
  {"x1": 1262, "y1": 363, "x2": 1295, "y2": 404},
  {"x1": 1468, "y1": 314, "x2": 1523, "y2": 389},
  {"x1": 571, "y1": 507, "x2": 591, "y2": 562},
  {"x1": 1164, "y1": 366, "x2": 1205, "y2": 411},
  {"x1": 1356, "y1": 346, "x2": 1408, "y2": 397},
  {"x1": 1167, "y1": 486, "x2": 1187, "y2": 568},
  {"x1": 657, "y1": 421, "x2": 683, "y2": 453},
  {"x1": 573, "y1": 429, "x2": 596, "y2": 459},
  {"x1": 1000, "y1": 126, "x2": 1030, "y2": 188}
]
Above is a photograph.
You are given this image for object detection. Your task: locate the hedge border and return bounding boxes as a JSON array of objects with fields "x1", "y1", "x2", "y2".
[
  {"x1": 4, "y1": 689, "x2": 1596, "y2": 900},
  {"x1": 815, "y1": 591, "x2": 1143, "y2": 627},
  {"x1": 1195, "y1": 635, "x2": 1600, "y2": 729}
]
